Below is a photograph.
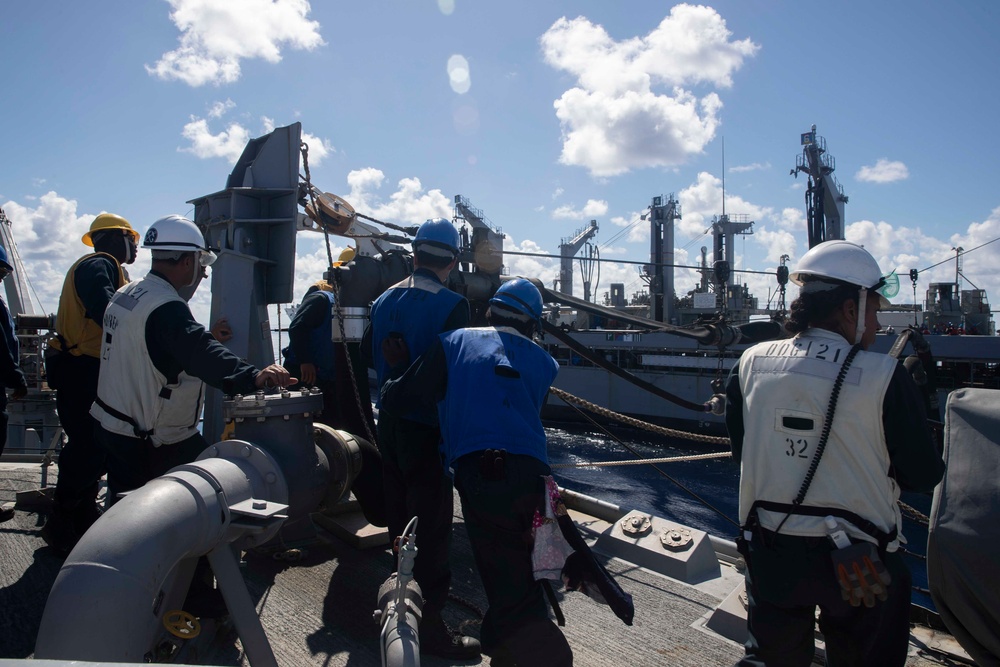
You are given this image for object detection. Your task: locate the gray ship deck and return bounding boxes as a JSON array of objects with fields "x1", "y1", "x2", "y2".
[{"x1": 0, "y1": 462, "x2": 969, "y2": 667}]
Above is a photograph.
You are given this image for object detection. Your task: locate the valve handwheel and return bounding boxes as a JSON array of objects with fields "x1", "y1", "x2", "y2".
[{"x1": 163, "y1": 609, "x2": 202, "y2": 639}]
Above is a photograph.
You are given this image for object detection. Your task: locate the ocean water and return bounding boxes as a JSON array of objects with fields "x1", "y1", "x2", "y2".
[{"x1": 544, "y1": 422, "x2": 936, "y2": 611}]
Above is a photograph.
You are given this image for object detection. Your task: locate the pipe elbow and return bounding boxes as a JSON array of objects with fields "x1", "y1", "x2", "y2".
[{"x1": 35, "y1": 460, "x2": 250, "y2": 661}]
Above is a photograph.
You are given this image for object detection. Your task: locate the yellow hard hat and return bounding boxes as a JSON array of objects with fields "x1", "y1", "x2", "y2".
[
  {"x1": 82, "y1": 213, "x2": 140, "y2": 247},
  {"x1": 312, "y1": 280, "x2": 334, "y2": 293},
  {"x1": 334, "y1": 246, "x2": 356, "y2": 266}
]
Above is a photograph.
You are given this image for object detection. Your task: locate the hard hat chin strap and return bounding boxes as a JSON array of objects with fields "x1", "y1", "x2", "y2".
[
  {"x1": 123, "y1": 237, "x2": 135, "y2": 265},
  {"x1": 854, "y1": 288, "x2": 868, "y2": 345}
]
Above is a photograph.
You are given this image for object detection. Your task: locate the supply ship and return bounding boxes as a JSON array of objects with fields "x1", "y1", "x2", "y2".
[
  {"x1": 535, "y1": 128, "x2": 999, "y2": 433},
  {"x1": 0, "y1": 123, "x2": 994, "y2": 666}
]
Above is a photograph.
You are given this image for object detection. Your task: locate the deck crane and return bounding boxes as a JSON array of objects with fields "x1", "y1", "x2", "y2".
[
  {"x1": 792, "y1": 124, "x2": 848, "y2": 248},
  {"x1": 0, "y1": 207, "x2": 61, "y2": 462},
  {"x1": 0, "y1": 207, "x2": 37, "y2": 317},
  {"x1": 557, "y1": 219, "x2": 599, "y2": 299},
  {"x1": 453, "y1": 194, "x2": 505, "y2": 281}
]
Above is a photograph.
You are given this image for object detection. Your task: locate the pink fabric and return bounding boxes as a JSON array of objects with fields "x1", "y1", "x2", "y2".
[{"x1": 532, "y1": 476, "x2": 575, "y2": 582}]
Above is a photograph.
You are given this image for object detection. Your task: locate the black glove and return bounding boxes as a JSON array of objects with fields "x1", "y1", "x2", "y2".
[{"x1": 908, "y1": 327, "x2": 931, "y2": 355}]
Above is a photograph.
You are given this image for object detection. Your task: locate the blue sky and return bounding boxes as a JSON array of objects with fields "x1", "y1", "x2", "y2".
[{"x1": 2, "y1": 0, "x2": 999, "y2": 328}]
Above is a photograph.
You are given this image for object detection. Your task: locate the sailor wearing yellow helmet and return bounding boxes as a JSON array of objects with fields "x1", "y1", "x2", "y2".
[{"x1": 42, "y1": 213, "x2": 140, "y2": 555}]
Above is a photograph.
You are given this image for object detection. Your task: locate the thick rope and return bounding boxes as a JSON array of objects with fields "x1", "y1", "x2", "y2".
[
  {"x1": 300, "y1": 142, "x2": 335, "y2": 269},
  {"x1": 553, "y1": 389, "x2": 741, "y2": 529},
  {"x1": 548, "y1": 386, "x2": 730, "y2": 445},
  {"x1": 898, "y1": 500, "x2": 930, "y2": 526},
  {"x1": 551, "y1": 450, "x2": 731, "y2": 469}
]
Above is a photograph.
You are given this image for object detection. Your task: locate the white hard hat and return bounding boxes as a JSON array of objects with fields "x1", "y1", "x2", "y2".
[
  {"x1": 791, "y1": 240, "x2": 890, "y2": 345},
  {"x1": 789, "y1": 240, "x2": 883, "y2": 290},
  {"x1": 143, "y1": 215, "x2": 217, "y2": 265}
]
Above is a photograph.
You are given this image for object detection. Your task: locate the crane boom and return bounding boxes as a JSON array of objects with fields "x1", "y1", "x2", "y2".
[
  {"x1": 793, "y1": 125, "x2": 848, "y2": 248},
  {"x1": 453, "y1": 195, "x2": 505, "y2": 279},
  {"x1": 0, "y1": 208, "x2": 36, "y2": 316},
  {"x1": 558, "y1": 219, "x2": 599, "y2": 297}
]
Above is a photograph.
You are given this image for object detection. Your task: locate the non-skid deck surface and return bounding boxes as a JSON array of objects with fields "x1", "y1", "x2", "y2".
[{"x1": 0, "y1": 464, "x2": 966, "y2": 666}]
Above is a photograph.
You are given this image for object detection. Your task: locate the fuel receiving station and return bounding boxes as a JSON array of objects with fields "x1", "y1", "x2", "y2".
[{"x1": 32, "y1": 123, "x2": 472, "y2": 666}]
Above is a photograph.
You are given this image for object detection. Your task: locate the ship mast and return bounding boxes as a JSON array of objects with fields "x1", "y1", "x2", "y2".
[
  {"x1": 645, "y1": 194, "x2": 682, "y2": 323},
  {"x1": 793, "y1": 125, "x2": 848, "y2": 248}
]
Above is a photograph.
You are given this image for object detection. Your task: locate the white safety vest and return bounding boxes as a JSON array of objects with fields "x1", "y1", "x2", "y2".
[
  {"x1": 91, "y1": 274, "x2": 205, "y2": 446},
  {"x1": 737, "y1": 327, "x2": 903, "y2": 550}
]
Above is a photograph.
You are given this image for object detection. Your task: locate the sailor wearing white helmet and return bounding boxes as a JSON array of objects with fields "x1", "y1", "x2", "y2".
[
  {"x1": 91, "y1": 215, "x2": 294, "y2": 504},
  {"x1": 725, "y1": 240, "x2": 944, "y2": 667},
  {"x1": 381, "y1": 278, "x2": 573, "y2": 667}
]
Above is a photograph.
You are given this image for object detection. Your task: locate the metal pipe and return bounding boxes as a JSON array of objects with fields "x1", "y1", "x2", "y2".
[
  {"x1": 377, "y1": 516, "x2": 422, "y2": 667},
  {"x1": 34, "y1": 455, "x2": 283, "y2": 663}
]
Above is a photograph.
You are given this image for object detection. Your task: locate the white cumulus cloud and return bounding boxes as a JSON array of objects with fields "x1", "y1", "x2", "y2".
[
  {"x1": 207, "y1": 99, "x2": 236, "y2": 118},
  {"x1": 855, "y1": 159, "x2": 909, "y2": 184},
  {"x1": 552, "y1": 199, "x2": 608, "y2": 220},
  {"x1": 345, "y1": 169, "x2": 452, "y2": 224},
  {"x1": 0, "y1": 193, "x2": 153, "y2": 315},
  {"x1": 540, "y1": 5, "x2": 758, "y2": 177},
  {"x1": 677, "y1": 171, "x2": 773, "y2": 239},
  {"x1": 147, "y1": 0, "x2": 324, "y2": 87},
  {"x1": 180, "y1": 118, "x2": 252, "y2": 163}
]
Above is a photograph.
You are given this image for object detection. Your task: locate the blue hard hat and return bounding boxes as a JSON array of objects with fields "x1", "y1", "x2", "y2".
[
  {"x1": 490, "y1": 278, "x2": 543, "y2": 323},
  {"x1": 0, "y1": 245, "x2": 13, "y2": 272},
  {"x1": 412, "y1": 218, "x2": 460, "y2": 257}
]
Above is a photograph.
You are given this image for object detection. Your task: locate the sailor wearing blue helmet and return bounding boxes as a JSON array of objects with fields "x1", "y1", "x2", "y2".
[
  {"x1": 381, "y1": 278, "x2": 572, "y2": 666},
  {"x1": 367, "y1": 217, "x2": 480, "y2": 660}
]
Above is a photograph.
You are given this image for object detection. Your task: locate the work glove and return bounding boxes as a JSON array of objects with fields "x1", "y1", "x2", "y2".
[{"x1": 831, "y1": 542, "x2": 891, "y2": 608}]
